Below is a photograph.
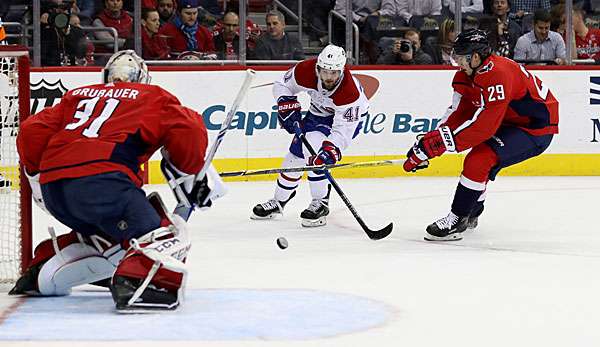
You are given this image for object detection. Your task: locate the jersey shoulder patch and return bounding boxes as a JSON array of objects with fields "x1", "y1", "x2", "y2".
[
  {"x1": 293, "y1": 59, "x2": 318, "y2": 89},
  {"x1": 332, "y1": 68, "x2": 360, "y2": 106},
  {"x1": 473, "y1": 56, "x2": 511, "y2": 89}
]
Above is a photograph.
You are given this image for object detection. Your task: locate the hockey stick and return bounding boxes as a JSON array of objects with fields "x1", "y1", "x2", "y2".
[
  {"x1": 250, "y1": 82, "x2": 274, "y2": 89},
  {"x1": 295, "y1": 125, "x2": 393, "y2": 240},
  {"x1": 173, "y1": 69, "x2": 256, "y2": 220},
  {"x1": 219, "y1": 159, "x2": 404, "y2": 177}
]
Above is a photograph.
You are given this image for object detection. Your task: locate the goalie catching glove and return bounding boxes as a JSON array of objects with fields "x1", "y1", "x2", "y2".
[
  {"x1": 403, "y1": 126, "x2": 456, "y2": 172},
  {"x1": 160, "y1": 148, "x2": 227, "y2": 211}
]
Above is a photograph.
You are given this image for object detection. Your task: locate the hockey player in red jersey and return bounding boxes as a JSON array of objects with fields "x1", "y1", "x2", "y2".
[
  {"x1": 403, "y1": 29, "x2": 559, "y2": 241},
  {"x1": 251, "y1": 44, "x2": 370, "y2": 227},
  {"x1": 10, "y1": 50, "x2": 225, "y2": 311}
]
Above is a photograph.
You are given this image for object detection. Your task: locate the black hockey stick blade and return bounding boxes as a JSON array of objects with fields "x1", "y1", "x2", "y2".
[{"x1": 365, "y1": 222, "x2": 393, "y2": 240}]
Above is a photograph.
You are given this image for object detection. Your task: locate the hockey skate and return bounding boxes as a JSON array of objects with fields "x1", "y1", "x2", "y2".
[
  {"x1": 251, "y1": 191, "x2": 296, "y2": 220},
  {"x1": 466, "y1": 202, "x2": 484, "y2": 230},
  {"x1": 111, "y1": 275, "x2": 179, "y2": 313},
  {"x1": 300, "y1": 199, "x2": 329, "y2": 227},
  {"x1": 424, "y1": 212, "x2": 468, "y2": 241}
]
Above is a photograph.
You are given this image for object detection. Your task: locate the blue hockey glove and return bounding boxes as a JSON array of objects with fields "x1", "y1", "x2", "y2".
[{"x1": 277, "y1": 95, "x2": 302, "y2": 134}]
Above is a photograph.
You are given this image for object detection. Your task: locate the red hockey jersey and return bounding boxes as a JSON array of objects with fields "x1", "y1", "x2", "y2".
[
  {"x1": 18, "y1": 82, "x2": 207, "y2": 186},
  {"x1": 442, "y1": 55, "x2": 559, "y2": 152}
]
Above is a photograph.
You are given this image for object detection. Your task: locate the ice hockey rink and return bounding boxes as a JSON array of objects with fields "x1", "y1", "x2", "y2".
[{"x1": 1, "y1": 175, "x2": 599, "y2": 347}]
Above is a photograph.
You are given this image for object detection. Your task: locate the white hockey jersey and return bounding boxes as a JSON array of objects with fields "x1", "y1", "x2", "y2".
[{"x1": 273, "y1": 58, "x2": 370, "y2": 150}]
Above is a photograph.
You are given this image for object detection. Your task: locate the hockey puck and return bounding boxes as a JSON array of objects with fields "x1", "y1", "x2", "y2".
[{"x1": 276, "y1": 237, "x2": 288, "y2": 250}]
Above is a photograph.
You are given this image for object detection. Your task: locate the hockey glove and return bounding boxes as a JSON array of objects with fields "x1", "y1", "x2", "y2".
[
  {"x1": 277, "y1": 95, "x2": 302, "y2": 134},
  {"x1": 403, "y1": 126, "x2": 455, "y2": 172},
  {"x1": 160, "y1": 151, "x2": 227, "y2": 210},
  {"x1": 309, "y1": 141, "x2": 342, "y2": 166}
]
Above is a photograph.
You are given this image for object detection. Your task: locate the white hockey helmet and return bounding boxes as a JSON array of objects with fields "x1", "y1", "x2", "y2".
[
  {"x1": 316, "y1": 44, "x2": 347, "y2": 72},
  {"x1": 102, "y1": 50, "x2": 151, "y2": 84}
]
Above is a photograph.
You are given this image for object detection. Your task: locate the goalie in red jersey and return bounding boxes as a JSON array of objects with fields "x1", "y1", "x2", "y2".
[
  {"x1": 403, "y1": 29, "x2": 559, "y2": 241},
  {"x1": 10, "y1": 50, "x2": 226, "y2": 312}
]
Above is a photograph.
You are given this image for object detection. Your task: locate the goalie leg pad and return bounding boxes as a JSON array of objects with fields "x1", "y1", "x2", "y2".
[
  {"x1": 110, "y1": 214, "x2": 191, "y2": 312},
  {"x1": 9, "y1": 230, "x2": 123, "y2": 296}
]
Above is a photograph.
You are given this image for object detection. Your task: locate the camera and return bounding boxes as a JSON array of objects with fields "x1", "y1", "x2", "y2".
[
  {"x1": 399, "y1": 40, "x2": 412, "y2": 53},
  {"x1": 43, "y1": 0, "x2": 74, "y2": 32}
]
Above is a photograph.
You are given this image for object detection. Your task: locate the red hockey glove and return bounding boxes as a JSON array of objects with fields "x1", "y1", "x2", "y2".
[
  {"x1": 309, "y1": 141, "x2": 342, "y2": 166},
  {"x1": 403, "y1": 126, "x2": 455, "y2": 172}
]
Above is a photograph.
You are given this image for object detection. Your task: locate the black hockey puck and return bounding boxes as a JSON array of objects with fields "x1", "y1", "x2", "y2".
[{"x1": 276, "y1": 237, "x2": 288, "y2": 250}]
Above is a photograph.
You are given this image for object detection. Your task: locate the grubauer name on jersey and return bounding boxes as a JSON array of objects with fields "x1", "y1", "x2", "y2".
[
  {"x1": 273, "y1": 58, "x2": 370, "y2": 150},
  {"x1": 17, "y1": 82, "x2": 208, "y2": 186},
  {"x1": 441, "y1": 55, "x2": 559, "y2": 152}
]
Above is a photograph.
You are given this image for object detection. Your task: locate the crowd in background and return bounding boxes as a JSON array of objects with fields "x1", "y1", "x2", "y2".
[{"x1": 1, "y1": 0, "x2": 600, "y2": 66}]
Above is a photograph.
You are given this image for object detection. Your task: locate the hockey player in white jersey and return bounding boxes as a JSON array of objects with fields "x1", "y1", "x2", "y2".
[{"x1": 251, "y1": 44, "x2": 370, "y2": 227}]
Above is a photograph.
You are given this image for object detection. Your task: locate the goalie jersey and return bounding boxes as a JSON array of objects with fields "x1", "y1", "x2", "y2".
[
  {"x1": 17, "y1": 82, "x2": 208, "y2": 186},
  {"x1": 273, "y1": 58, "x2": 370, "y2": 150},
  {"x1": 441, "y1": 55, "x2": 559, "y2": 152}
]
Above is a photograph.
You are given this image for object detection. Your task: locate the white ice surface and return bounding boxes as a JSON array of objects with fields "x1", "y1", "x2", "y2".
[{"x1": 1, "y1": 176, "x2": 599, "y2": 347}]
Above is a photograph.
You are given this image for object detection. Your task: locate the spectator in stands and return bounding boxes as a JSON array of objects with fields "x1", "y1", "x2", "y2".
[
  {"x1": 422, "y1": 18, "x2": 456, "y2": 64},
  {"x1": 157, "y1": 0, "x2": 176, "y2": 24},
  {"x1": 445, "y1": 0, "x2": 484, "y2": 15},
  {"x1": 253, "y1": 10, "x2": 305, "y2": 61},
  {"x1": 357, "y1": 0, "x2": 409, "y2": 63},
  {"x1": 463, "y1": 15, "x2": 479, "y2": 30},
  {"x1": 481, "y1": 0, "x2": 521, "y2": 58},
  {"x1": 92, "y1": 0, "x2": 133, "y2": 52},
  {"x1": 40, "y1": 1, "x2": 90, "y2": 66},
  {"x1": 159, "y1": 0, "x2": 215, "y2": 56},
  {"x1": 564, "y1": 7, "x2": 600, "y2": 61},
  {"x1": 377, "y1": 30, "x2": 433, "y2": 64},
  {"x1": 75, "y1": 0, "x2": 95, "y2": 23},
  {"x1": 141, "y1": 8, "x2": 171, "y2": 60},
  {"x1": 398, "y1": 0, "x2": 442, "y2": 26},
  {"x1": 514, "y1": 9, "x2": 566, "y2": 64},
  {"x1": 213, "y1": 11, "x2": 250, "y2": 59}
]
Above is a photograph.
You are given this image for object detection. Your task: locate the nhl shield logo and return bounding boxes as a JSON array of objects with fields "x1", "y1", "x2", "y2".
[{"x1": 30, "y1": 79, "x2": 69, "y2": 115}]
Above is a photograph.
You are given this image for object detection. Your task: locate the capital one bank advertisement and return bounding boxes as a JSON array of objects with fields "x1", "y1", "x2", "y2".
[{"x1": 30, "y1": 67, "x2": 600, "y2": 175}]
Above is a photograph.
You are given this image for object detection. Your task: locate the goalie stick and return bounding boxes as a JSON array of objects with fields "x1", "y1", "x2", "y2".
[
  {"x1": 219, "y1": 159, "x2": 405, "y2": 177},
  {"x1": 173, "y1": 69, "x2": 256, "y2": 220},
  {"x1": 295, "y1": 125, "x2": 393, "y2": 240}
]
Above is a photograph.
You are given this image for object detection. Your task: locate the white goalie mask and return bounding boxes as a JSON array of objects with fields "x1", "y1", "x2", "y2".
[
  {"x1": 316, "y1": 44, "x2": 346, "y2": 91},
  {"x1": 102, "y1": 50, "x2": 151, "y2": 84}
]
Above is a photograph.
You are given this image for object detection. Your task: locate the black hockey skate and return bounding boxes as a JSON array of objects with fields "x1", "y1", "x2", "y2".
[
  {"x1": 110, "y1": 275, "x2": 179, "y2": 313},
  {"x1": 251, "y1": 191, "x2": 296, "y2": 220},
  {"x1": 8, "y1": 262, "x2": 44, "y2": 296},
  {"x1": 300, "y1": 199, "x2": 330, "y2": 227},
  {"x1": 467, "y1": 202, "x2": 484, "y2": 230},
  {"x1": 424, "y1": 212, "x2": 468, "y2": 241}
]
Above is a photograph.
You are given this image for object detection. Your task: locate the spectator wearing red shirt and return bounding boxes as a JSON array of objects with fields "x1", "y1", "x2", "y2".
[
  {"x1": 563, "y1": 8, "x2": 600, "y2": 61},
  {"x1": 158, "y1": 0, "x2": 215, "y2": 55},
  {"x1": 142, "y1": 8, "x2": 171, "y2": 60},
  {"x1": 93, "y1": 0, "x2": 133, "y2": 51}
]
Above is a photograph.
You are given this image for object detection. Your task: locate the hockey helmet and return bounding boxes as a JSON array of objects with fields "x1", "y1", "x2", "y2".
[
  {"x1": 102, "y1": 50, "x2": 150, "y2": 84},
  {"x1": 317, "y1": 44, "x2": 347, "y2": 72},
  {"x1": 453, "y1": 29, "x2": 491, "y2": 58}
]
